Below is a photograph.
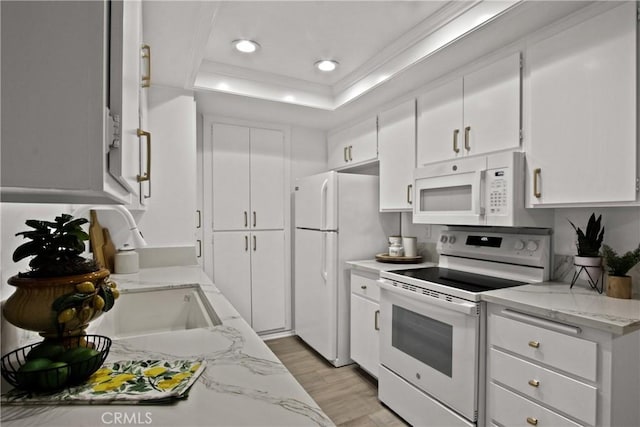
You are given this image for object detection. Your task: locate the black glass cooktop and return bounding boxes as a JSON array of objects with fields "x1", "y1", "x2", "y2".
[{"x1": 389, "y1": 267, "x2": 526, "y2": 293}]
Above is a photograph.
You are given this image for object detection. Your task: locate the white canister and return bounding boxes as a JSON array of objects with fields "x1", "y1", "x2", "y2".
[
  {"x1": 402, "y1": 236, "x2": 418, "y2": 257},
  {"x1": 114, "y1": 246, "x2": 139, "y2": 274}
]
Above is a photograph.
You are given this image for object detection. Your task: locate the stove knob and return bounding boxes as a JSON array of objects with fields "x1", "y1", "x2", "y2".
[
  {"x1": 526, "y1": 240, "x2": 539, "y2": 252},
  {"x1": 448, "y1": 235, "x2": 456, "y2": 244},
  {"x1": 514, "y1": 240, "x2": 525, "y2": 251},
  {"x1": 440, "y1": 235, "x2": 448, "y2": 244}
]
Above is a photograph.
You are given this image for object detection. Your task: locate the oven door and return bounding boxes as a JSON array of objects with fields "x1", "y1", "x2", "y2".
[
  {"x1": 379, "y1": 279, "x2": 481, "y2": 421},
  {"x1": 413, "y1": 156, "x2": 487, "y2": 225}
]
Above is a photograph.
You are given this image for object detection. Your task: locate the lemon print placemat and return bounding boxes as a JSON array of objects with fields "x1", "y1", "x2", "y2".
[{"x1": 2, "y1": 359, "x2": 206, "y2": 404}]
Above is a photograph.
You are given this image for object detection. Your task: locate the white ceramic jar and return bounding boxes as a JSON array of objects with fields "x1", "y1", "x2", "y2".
[{"x1": 114, "y1": 246, "x2": 139, "y2": 274}]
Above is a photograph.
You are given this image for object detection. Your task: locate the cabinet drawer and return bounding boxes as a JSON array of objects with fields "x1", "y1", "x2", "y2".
[
  {"x1": 490, "y1": 383, "x2": 583, "y2": 427},
  {"x1": 490, "y1": 349, "x2": 596, "y2": 425},
  {"x1": 350, "y1": 273, "x2": 380, "y2": 302},
  {"x1": 490, "y1": 314, "x2": 597, "y2": 381}
]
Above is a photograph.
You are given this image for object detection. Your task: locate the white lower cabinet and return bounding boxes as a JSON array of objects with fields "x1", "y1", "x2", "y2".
[
  {"x1": 486, "y1": 304, "x2": 640, "y2": 427},
  {"x1": 213, "y1": 230, "x2": 285, "y2": 334},
  {"x1": 349, "y1": 271, "x2": 380, "y2": 378}
]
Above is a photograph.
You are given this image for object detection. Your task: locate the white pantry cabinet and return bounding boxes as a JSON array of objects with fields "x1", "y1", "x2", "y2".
[
  {"x1": 417, "y1": 52, "x2": 521, "y2": 166},
  {"x1": 378, "y1": 99, "x2": 416, "y2": 211},
  {"x1": 212, "y1": 230, "x2": 285, "y2": 333},
  {"x1": 525, "y1": 2, "x2": 637, "y2": 207},
  {"x1": 211, "y1": 123, "x2": 284, "y2": 231},
  {"x1": 486, "y1": 304, "x2": 640, "y2": 427},
  {"x1": 349, "y1": 270, "x2": 381, "y2": 378},
  {"x1": 327, "y1": 116, "x2": 378, "y2": 170},
  {"x1": 1, "y1": 0, "x2": 145, "y2": 205}
]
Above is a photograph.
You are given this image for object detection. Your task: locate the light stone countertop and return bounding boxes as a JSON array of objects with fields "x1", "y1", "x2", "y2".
[
  {"x1": 482, "y1": 281, "x2": 640, "y2": 335},
  {"x1": 1, "y1": 266, "x2": 333, "y2": 427}
]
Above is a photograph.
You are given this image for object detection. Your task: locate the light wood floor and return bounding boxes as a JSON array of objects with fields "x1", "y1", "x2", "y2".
[{"x1": 266, "y1": 336, "x2": 408, "y2": 427}]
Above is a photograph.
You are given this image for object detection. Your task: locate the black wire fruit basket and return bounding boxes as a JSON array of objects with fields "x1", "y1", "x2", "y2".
[{"x1": 1, "y1": 334, "x2": 111, "y2": 392}]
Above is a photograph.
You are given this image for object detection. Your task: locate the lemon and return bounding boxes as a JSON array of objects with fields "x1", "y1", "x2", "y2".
[
  {"x1": 57, "y1": 307, "x2": 76, "y2": 323},
  {"x1": 111, "y1": 288, "x2": 120, "y2": 300},
  {"x1": 93, "y1": 295, "x2": 105, "y2": 311},
  {"x1": 78, "y1": 306, "x2": 93, "y2": 323},
  {"x1": 75, "y1": 281, "x2": 95, "y2": 293}
]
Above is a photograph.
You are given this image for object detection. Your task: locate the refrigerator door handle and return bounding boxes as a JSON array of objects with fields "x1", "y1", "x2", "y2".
[
  {"x1": 321, "y1": 232, "x2": 328, "y2": 282},
  {"x1": 320, "y1": 178, "x2": 328, "y2": 230}
]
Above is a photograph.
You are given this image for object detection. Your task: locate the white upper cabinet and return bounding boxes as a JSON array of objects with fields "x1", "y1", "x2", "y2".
[
  {"x1": 212, "y1": 123, "x2": 284, "y2": 231},
  {"x1": 417, "y1": 52, "x2": 521, "y2": 166},
  {"x1": 328, "y1": 116, "x2": 378, "y2": 170},
  {"x1": 378, "y1": 99, "x2": 416, "y2": 211},
  {"x1": 1, "y1": 0, "x2": 144, "y2": 204},
  {"x1": 526, "y1": 2, "x2": 637, "y2": 207}
]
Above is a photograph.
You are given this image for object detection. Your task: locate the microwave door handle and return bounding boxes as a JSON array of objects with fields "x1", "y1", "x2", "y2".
[{"x1": 476, "y1": 170, "x2": 486, "y2": 216}]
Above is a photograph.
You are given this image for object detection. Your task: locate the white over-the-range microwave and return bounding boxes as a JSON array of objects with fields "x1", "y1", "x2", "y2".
[{"x1": 413, "y1": 151, "x2": 553, "y2": 227}]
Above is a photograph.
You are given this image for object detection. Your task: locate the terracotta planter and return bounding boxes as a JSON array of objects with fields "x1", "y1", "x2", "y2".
[
  {"x1": 574, "y1": 256, "x2": 603, "y2": 284},
  {"x1": 2, "y1": 269, "x2": 110, "y2": 339},
  {"x1": 606, "y1": 275, "x2": 632, "y2": 299}
]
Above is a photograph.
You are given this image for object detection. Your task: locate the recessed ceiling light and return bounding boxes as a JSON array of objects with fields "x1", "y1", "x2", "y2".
[
  {"x1": 233, "y1": 39, "x2": 260, "y2": 53},
  {"x1": 315, "y1": 60, "x2": 339, "y2": 72}
]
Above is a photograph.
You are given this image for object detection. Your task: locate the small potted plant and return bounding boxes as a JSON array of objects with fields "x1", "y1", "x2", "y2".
[
  {"x1": 3, "y1": 214, "x2": 119, "y2": 339},
  {"x1": 568, "y1": 213, "x2": 604, "y2": 284},
  {"x1": 601, "y1": 244, "x2": 640, "y2": 299}
]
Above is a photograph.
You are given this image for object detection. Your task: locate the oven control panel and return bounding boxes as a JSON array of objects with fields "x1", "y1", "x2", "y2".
[{"x1": 437, "y1": 227, "x2": 551, "y2": 270}]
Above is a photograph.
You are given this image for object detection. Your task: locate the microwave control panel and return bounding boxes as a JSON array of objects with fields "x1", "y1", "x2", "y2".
[{"x1": 486, "y1": 168, "x2": 510, "y2": 215}]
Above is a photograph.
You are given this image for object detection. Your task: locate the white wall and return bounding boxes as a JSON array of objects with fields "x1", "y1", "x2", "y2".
[{"x1": 137, "y1": 86, "x2": 197, "y2": 249}]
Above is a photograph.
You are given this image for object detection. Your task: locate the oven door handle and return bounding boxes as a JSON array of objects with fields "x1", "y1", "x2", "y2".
[{"x1": 378, "y1": 280, "x2": 478, "y2": 316}]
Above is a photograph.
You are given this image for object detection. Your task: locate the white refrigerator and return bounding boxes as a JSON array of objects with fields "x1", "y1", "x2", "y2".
[{"x1": 294, "y1": 171, "x2": 395, "y2": 367}]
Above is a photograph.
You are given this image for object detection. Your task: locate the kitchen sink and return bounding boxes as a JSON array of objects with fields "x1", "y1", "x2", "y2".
[{"x1": 92, "y1": 285, "x2": 221, "y2": 338}]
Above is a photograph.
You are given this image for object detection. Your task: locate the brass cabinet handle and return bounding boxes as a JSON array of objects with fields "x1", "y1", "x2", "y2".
[
  {"x1": 344, "y1": 146, "x2": 349, "y2": 162},
  {"x1": 453, "y1": 129, "x2": 460, "y2": 153},
  {"x1": 528, "y1": 340, "x2": 540, "y2": 349},
  {"x1": 533, "y1": 168, "x2": 542, "y2": 198},
  {"x1": 136, "y1": 129, "x2": 151, "y2": 183},
  {"x1": 348, "y1": 145, "x2": 353, "y2": 161},
  {"x1": 244, "y1": 211, "x2": 248, "y2": 227},
  {"x1": 528, "y1": 379, "x2": 540, "y2": 388},
  {"x1": 253, "y1": 235, "x2": 257, "y2": 251},
  {"x1": 141, "y1": 44, "x2": 151, "y2": 88},
  {"x1": 374, "y1": 310, "x2": 380, "y2": 331},
  {"x1": 253, "y1": 211, "x2": 256, "y2": 227},
  {"x1": 526, "y1": 417, "x2": 538, "y2": 426},
  {"x1": 407, "y1": 184, "x2": 413, "y2": 205},
  {"x1": 196, "y1": 239, "x2": 202, "y2": 258},
  {"x1": 464, "y1": 126, "x2": 471, "y2": 151},
  {"x1": 245, "y1": 235, "x2": 248, "y2": 251}
]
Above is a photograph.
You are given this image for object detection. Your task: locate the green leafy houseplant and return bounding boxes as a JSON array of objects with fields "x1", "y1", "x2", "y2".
[
  {"x1": 568, "y1": 213, "x2": 604, "y2": 257},
  {"x1": 12, "y1": 214, "x2": 99, "y2": 278},
  {"x1": 601, "y1": 244, "x2": 640, "y2": 277}
]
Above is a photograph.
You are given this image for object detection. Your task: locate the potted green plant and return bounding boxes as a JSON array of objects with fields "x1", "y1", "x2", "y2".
[
  {"x1": 601, "y1": 244, "x2": 640, "y2": 299},
  {"x1": 3, "y1": 214, "x2": 118, "y2": 340},
  {"x1": 568, "y1": 213, "x2": 604, "y2": 284}
]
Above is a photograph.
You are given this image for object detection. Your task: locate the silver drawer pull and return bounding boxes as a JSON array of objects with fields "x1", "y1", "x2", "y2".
[
  {"x1": 528, "y1": 340, "x2": 540, "y2": 349},
  {"x1": 526, "y1": 417, "x2": 538, "y2": 426},
  {"x1": 528, "y1": 379, "x2": 540, "y2": 388}
]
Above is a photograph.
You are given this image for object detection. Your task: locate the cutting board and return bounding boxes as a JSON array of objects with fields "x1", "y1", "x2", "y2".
[
  {"x1": 88, "y1": 210, "x2": 106, "y2": 269},
  {"x1": 102, "y1": 228, "x2": 116, "y2": 272}
]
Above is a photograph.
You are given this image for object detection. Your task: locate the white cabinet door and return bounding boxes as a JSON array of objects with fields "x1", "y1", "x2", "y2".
[
  {"x1": 526, "y1": 3, "x2": 637, "y2": 206},
  {"x1": 251, "y1": 230, "x2": 286, "y2": 333},
  {"x1": 250, "y1": 128, "x2": 285, "y2": 230},
  {"x1": 463, "y1": 52, "x2": 521, "y2": 157},
  {"x1": 350, "y1": 293, "x2": 380, "y2": 378},
  {"x1": 212, "y1": 231, "x2": 252, "y2": 323},
  {"x1": 1, "y1": 1, "x2": 130, "y2": 204},
  {"x1": 212, "y1": 124, "x2": 251, "y2": 230},
  {"x1": 328, "y1": 117, "x2": 378, "y2": 170},
  {"x1": 379, "y1": 99, "x2": 416, "y2": 211},
  {"x1": 417, "y1": 79, "x2": 463, "y2": 165}
]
